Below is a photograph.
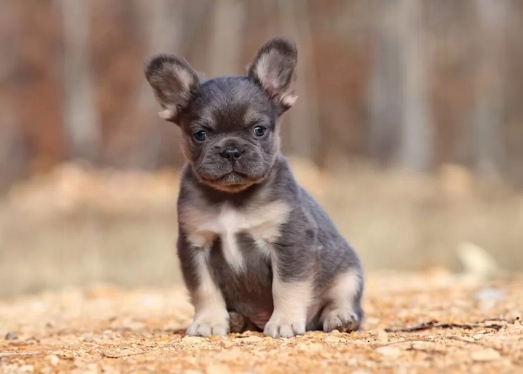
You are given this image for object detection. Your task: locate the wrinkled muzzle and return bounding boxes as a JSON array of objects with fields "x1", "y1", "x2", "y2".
[{"x1": 193, "y1": 137, "x2": 271, "y2": 190}]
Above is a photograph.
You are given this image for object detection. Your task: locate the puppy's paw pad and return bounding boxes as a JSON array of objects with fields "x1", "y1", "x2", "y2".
[
  {"x1": 186, "y1": 318, "x2": 229, "y2": 337},
  {"x1": 264, "y1": 320, "x2": 305, "y2": 338},
  {"x1": 323, "y1": 309, "x2": 360, "y2": 333}
]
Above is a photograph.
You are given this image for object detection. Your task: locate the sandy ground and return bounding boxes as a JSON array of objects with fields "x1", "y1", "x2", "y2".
[{"x1": 0, "y1": 270, "x2": 522, "y2": 374}]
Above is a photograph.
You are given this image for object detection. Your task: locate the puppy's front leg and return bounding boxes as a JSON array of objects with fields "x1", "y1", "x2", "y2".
[
  {"x1": 178, "y1": 233, "x2": 229, "y2": 337},
  {"x1": 264, "y1": 231, "x2": 316, "y2": 338}
]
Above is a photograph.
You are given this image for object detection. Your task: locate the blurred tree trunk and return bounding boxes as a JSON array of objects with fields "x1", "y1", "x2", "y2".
[
  {"x1": 368, "y1": 1, "x2": 403, "y2": 167},
  {"x1": 137, "y1": 0, "x2": 184, "y2": 109},
  {"x1": 473, "y1": 0, "x2": 508, "y2": 179},
  {"x1": 207, "y1": 0, "x2": 246, "y2": 76},
  {"x1": 277, "y1": 0, "x2": 319, "y2": 161},
  {"x1": 0, "y1": 99, "x2": 25, "y2": 190},
  {"x1": 134, "y1": 0, "x2": 185, "y2": 168},
  {"x1": 0, "y1": 0, "x2": 26, "y2": 189},
  {"x1": 398, "y1": 0, "x2": 433, "y2": 172},
  {"x1": 58, "y1": 0, "x2": 100, "y2": 162}
]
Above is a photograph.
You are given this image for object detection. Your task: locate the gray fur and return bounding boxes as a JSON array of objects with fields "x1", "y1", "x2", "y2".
[
  {"x1": 145, "y1": 36, "x2": 364, "y2": 338},
  {"x1": 209, "y1": 232, "x2": 273, "y2": 329}
]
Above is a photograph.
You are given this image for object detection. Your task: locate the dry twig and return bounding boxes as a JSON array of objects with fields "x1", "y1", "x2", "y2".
[{"x1": 384, "y1": 319, "x2": 508, "y2": 333}]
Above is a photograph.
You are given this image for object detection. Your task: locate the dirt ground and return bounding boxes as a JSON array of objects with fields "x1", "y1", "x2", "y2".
[{"x1": 0, "y1": 269, "x2": 522, "y2": 374}]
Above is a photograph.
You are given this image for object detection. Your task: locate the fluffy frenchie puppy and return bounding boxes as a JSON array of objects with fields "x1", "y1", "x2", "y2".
[{"x1": 144, "y1": 37, "x2": 364, "y2": 338}]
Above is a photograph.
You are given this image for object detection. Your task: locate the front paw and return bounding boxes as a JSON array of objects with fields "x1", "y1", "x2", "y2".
[
  {"x1": 263, "y1": 315, "x2": 305, "y2": 338},
  {"x1": 186, "y1": 314, "x2": 229, "y2": 337}
]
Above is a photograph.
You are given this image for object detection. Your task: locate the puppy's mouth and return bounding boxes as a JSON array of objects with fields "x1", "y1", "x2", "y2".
[
  {"x1": 201, "y1": 170, "x2": 249, "y2": 184},
  {"x1": 199, "y1": 170, "x2": 259, "y2": 192},
  {"x1": 221, "y1": 170, "x2": 249, "y2": 182}
]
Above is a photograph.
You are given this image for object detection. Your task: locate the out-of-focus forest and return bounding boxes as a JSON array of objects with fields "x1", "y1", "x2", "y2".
[{"x1": 1, "y1": 0, "x2": 522, "y2": 296}]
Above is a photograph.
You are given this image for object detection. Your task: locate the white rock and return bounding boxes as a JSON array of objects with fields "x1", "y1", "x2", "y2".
[
  {"x1": 472, "y1": 348, "x2": 501, "y2": 361},
  {"x1": 45, "y1": 354, "x2": 60, "y2": 366}
]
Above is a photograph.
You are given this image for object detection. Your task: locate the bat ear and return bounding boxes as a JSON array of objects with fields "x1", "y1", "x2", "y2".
[
  {"x1": 247, "y1": 36, "x2": 298, "y2": 113},
  {"x1": 145, "y1": 54, "x2": 200, "y2": 124}
]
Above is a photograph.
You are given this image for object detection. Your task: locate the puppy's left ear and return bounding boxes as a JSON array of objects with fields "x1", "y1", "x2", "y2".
[
  {"x1": 145, "y1": 54, "x2": 200, "y2": 124},
  {"x1": 248, "y1": 36, "x2": 298, "y2": 113}
]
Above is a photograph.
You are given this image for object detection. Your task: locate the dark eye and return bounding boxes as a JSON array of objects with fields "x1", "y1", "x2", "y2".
[
  {"x1": 253, "y1": 126, "x2": 267, "y2": 137},
  {"x1": 193, "y1": 130, "x2": 207, "y2": 141}
]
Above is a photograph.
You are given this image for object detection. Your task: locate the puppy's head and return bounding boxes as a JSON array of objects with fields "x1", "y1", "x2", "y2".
[{"x1": 145, "y1": 37, "x2": 298, "y2": 192}]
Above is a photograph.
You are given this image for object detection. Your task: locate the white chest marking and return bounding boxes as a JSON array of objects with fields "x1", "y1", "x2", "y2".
[
  {"x1": 206, "y1": 205, "x2": 248, "y2": 273},
  {"x1": 181, "y1": 201, "x2": 290, "y2": 273}
]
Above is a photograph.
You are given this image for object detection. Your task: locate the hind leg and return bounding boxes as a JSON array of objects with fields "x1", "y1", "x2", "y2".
[
  {"x1": 320, "y1": 269, "x2": 364, "y2": 333},
  {"x1": 228, "y1": 312, "x2": 261, "y2": 333}
]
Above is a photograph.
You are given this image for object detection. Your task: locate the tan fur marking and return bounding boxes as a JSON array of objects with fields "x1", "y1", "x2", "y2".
[
  {"x1": 243, "y1": 107, "x2": 260, "y2": 125},
  {"x1": 326, "y1": 270, "x2": 362, "y2": 308},
  {"x1": 158, "y1": 108, "x2": 175, "y2": 120}
]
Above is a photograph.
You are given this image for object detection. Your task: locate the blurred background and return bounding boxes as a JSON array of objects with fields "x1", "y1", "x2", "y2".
[{"x1": 0, "y1": 0, "x2": 522, "y2": 296}]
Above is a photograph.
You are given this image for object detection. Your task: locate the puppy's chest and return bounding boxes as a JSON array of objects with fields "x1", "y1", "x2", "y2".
[{"x1": 181, "y1": 201, "x2": 289, "y2": 273}]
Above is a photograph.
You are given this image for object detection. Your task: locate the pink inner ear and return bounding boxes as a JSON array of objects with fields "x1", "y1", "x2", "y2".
[
  {"x1": 261, "y1": 65, "x2": 297, "y2": 106},
  {"x1": 265, "y1": 69, "x2": 283, "y2": 93}
]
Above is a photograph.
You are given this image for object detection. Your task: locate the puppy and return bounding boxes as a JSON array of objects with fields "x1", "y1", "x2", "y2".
[{"x1": 144, "y1": 37, "x2": 364, "y2": 338}]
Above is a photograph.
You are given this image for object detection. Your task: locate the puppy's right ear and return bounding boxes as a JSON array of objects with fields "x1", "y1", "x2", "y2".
[{"x1": 145, "y1": 54, "x2": 200, "y2": 124}]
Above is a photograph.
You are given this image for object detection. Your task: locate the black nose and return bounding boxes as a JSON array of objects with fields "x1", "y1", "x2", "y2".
[{"x1": 221, "y1": 147, "x2": 243, "y2": 160}]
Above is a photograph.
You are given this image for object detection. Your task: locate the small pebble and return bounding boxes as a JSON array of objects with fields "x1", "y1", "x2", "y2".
[
  {"x1": 5, "y1": 332, "x2": 18, "y2": 340},
  {"x1": 221, "y1": 340, "x2": 234, "y2": 348},
  {"x1": 375, "y1": 346, "x2": 401, "y2": 358},
  {"x1": 237, "y1": 336, "x2": 262, "y2": 343},
  {"x1": 45, "y1": 354, "x2": 60, "y2": 366},
  {"x1": 377, "y1": 331, "x2": 389, "y2": 343},
  {"x1": 83, "y1": 335, "x2": 94, "y2": 343}
]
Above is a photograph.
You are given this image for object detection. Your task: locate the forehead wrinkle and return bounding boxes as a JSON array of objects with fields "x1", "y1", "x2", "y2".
[
  {"x1": 213, "y1": 101, "x2": 248, "y2": 131},
  {"x1": 190, "y1": 76, "x2": 275, "y2": 132},
  {"x1": 231, "y1": 83, "x2": 274, "y2": 128}
]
